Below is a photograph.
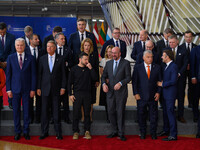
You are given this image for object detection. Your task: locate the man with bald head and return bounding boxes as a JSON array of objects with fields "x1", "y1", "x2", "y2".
[
  {"x1": 102, "y1": 47, "x2": 131, "y2": 141},
  {"x1": 135, "y1": 40, "x2": 160, "y2": 65},
  {"x1": 131, "y1": 29, "x2": 148, "y2": 60}
]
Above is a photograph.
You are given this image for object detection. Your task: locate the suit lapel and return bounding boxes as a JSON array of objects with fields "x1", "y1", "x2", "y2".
[
  {"x1": 76, "y1": 32, "x2": 81, "y2": 46},
  {"x1": 52, "y1": 54, "x2": 59, "y2": 73},
  {"x1": 142, "y1": 64, "x2": 149, "y2": 80},
  {"x1": 115, "y1": 59, "x2": 122, "y2": 76},
  {"x1": 14, "y1": 53, "x2": 21, "y2": 70}
]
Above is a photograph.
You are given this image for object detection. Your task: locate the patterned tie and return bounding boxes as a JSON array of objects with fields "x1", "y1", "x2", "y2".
[
  {"x1": 113, "y1": 61, "x2": 118, "y2": 76},
  {"x1": 19, "y1": 54, "x2": 23, "y2": 69},
  {"x1": 81, "y1": 34, "x2": 84, "y2": 42},
  {"x1": 1, "y1": 35, "x2": 4, "y2": 48},
  {"x1": 49, "y1": 56, "x2": 53, "y2": 72},
  {"x1": 147, "y1": 65, "x2": 150, "y2": 79},
  {"x1": 116, "y1": 41, "x2": 119, "y2": 47},
  {"x1": 33, "y1": 48, "x2": 36, "y2": 60}
]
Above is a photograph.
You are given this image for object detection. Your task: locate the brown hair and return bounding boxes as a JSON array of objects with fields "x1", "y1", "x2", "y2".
[
  {"x1": 81, "y1": 38, "x2": 93, "y2": 54},
  {"x1": 163, "y1": 49, "x2": 174, "y2": 61}
]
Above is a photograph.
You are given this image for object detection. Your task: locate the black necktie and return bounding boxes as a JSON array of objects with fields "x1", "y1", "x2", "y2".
[
  {"x1": 166, "y1": 41, "x2": 169, "y2": 47},
  {"x1": 116, "y1": 41, "x2": 119, "y2": 47},
  {"x1": 59, "y1": 47, "x2": 62, "y2": 55},
  {"x1": 81, "y1": 34, "x2": 84, "y2": 42},
  {"x1": 143, "y1": 42, "x2": 145, "y2": 51},
  {"x1": 33, "y1": 48, "x2": 36, "y2": 60},
  {"x1": 187, "y1": 43, "x2": 190, "y2": 52}
]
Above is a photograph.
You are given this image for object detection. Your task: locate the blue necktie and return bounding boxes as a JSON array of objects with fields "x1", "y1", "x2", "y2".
[
  {"x1": 116, "y1": 41, "x2": 119, "y2": 47},
  {"x1": 49, "y1": 56, "x2": 53, "y2": 72},
  {"x1": 33, "y1": 48, "x2": 36, "y2": 60},
  {"x1": 113, "y1": 61, "x2": 118, "y2": 76}
]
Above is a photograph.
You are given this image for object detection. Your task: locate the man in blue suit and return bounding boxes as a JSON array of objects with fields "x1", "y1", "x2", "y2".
[
  {"x1": 6, "y1": 38, "x2": 36, "y2": 140},
  {"x1": 157, "y1": 50, "x2": 178, "y2": 141},
  {"x1": 132, "y1": 50, "x2": 161, "y2": 140},
  {"x1": 100, "y1": 27, "x2": 126, "y2": 58},
  {"x1": 0, "y1": 22, "x2": 16, "y2": 109},
  {"x1": 68, "y1": 18, "x2": 97, "y2": 65},
  {"x1": 131, "y1": 29, "x2": 148, "y2": 60}
]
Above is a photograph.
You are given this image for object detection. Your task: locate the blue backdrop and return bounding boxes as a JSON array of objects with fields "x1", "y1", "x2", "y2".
[{"x1": 0, "y1": 16, "x2": 77, "y2": 41}]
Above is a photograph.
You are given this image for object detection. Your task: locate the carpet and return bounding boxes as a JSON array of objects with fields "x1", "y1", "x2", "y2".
[{"x1": 0, "y1": 135, "x2": 200, "y2": 150}]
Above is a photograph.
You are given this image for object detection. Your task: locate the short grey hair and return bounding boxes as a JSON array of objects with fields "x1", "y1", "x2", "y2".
[
  {"x1": 143, "y1": 50, "x2": 153, "y2": 57},
  {"x1": 15, "y1": 38, "x2": 25, "y2": 45},
  {"x1": 145, "y1": 40, "x2": 154, "y2": 46},
  {"x1": 47, "y1": 40, "x2": 56, "y2": 46},
  {"x1": 24, "y1": 25, "x2": 33, "y2": 33},
  {"x1": 54, "y1": 32, "x2": 64, "y2": 40}
]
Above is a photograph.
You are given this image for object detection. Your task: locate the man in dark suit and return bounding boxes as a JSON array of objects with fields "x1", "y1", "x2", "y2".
[
  {"x1": 132, "y1": 50, "x2": 161, "y2": 140},
  {"x1": 190, "y1": 40, "x2": 200, "y2": 125},
  {"x1": 131, "y1": 29, "x2": 148, "y2": 60},
  {"x1": 158, "y1": 50, "x2": 178, "y2": 141},
  {"x1": 6, "y1": 38, "x2": 36, "y2": 140},
  {"x1": 135, "y1": 40, "x2": 160, "y2": 65},
  {"x1": 37, "y1": 40, "x2": 66, "y2": 140},
  {"x1": 100, "y1": 27, "x2": 126, "y2": 58},
  {"x1": 68, "y1": 18, "x2": 97, "y2": 65},
  {"x1": 43, "y1": 26, "x2": 67, "y2": 55},
  {"x1": 25, "y1": 33, "x2": 43, "y2": 124},
  {"x1": 168, "y1": 35, "x2": 188, "y2": 123},
  {"x1": 55, "y1": 32, "x2": 73, "y2": 124},
  {"x1": 156, "y1": 28, "x2": 174, "y2": 58},
  {"x1": 0, "y1": 22, "x2": 16, "y2": 109},
  {"x1": 102, "y1": 47, "x2": 131, "y2": 141},
  {"x1": 180, "y1": 30, "x2": 197, "y2": 109}
]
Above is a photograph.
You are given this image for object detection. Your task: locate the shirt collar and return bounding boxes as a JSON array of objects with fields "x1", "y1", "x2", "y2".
[
  {"x1": 78, "y1": 31, "x2": 86, "y2": 36},
  {"x1": 48, "y1": 53, "x2": 56, "y2": 58},
  {"x1": 166, "y1": 60, "x2": 172, "y2": 66},
  {"x1": 144, "y1": 62, "x2": 151, "y2": 68},
  {"x1": 17, "y1": 52, "x2": 25, "y2": 57},
  {"x1": 113, "y1": 38, "x2": 119, "y2": 43},
  {"x1": 30, "y1": 45, "x2": 37, "y2": 50}
]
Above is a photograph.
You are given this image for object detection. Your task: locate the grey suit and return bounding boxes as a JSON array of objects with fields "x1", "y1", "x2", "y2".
[{"x1": 101, "y1": 58, "x2": 131, "y2": 136}]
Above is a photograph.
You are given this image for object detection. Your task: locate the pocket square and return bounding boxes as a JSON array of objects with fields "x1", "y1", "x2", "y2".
[{"x1": 178, "y1": 53, "x2": 181, "y2": 55}]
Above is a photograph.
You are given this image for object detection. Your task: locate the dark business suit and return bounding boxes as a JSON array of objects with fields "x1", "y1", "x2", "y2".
[
  {"x1": 38, "y1": 53, "x2": 66, "y2": 135},
  {"x1": 135, "y1": 50, "x2": 161, "y2": 66},
  {"x1": 190, "y1": 45, "x2": 200, "y2": 121},
  {"x1": 131, "y1": 41, "x2": 145, "y2": 60},
  {"x1": 180, "y1": 42, "x2": 197, "y2": 107},
  {"x1": 25, "y1": 46, "x2": 43, "y2": 123},
  {"x1": 100, "y1": 38, "x2": 127, "y2": 58},
  {"x1": 101, "y1": 58, "x2": 131, "y2": 136},
  {"x1": 162, "y1": 62, "x2": 178, "y2": 138},
  {"x1": 156, "y1": 39, "x2": 168, "y2": 58},
  {"x1": 132, "y1": 63, "x2": 161, "y2": 135},
  {"x1": 0, "y1": 32, "x2": 15, "y2": 62},
  {"x1": 68, "y1": 31, "x2": 97, "y2": 65},
  {"x1": 173, "y1": 46, "x2": 188, "y2": 118},
  {"x1": 6, "y1": 52, "x2": 36, "y2": 134},
  {"x1": 42, "y1": 34, "x2": 68, "y2": 55}
]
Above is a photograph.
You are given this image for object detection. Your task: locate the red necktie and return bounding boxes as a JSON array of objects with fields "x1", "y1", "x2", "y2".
[
  {"x1": 1, "y1": 35, "x2": 4, "y2": 48},
  {"x1": 147, "y1": 65, "x2": 150, "y2": 79},
  {"x1": 19, "y1": 54, "x2": 23, "y2": 69}
]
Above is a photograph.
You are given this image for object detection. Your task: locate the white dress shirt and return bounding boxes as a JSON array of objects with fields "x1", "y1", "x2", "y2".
[
  {"x1": 186, "y1": 42, "x2": 192, "y2": 52},
  {"x1": 79, "y1": 31, "x2": 86, "y2": 42},
  {"x1": 57, "y1": 45, "x2": 63, "y2": 55},
  {"x1": 165, "y1": 60, "x2": 172, "y2": 70},
  {"x1": 25, "y1": 36, "x2": 30, "y2": 46},
  {"x1": 30, "y1": 46, "x2": 38, "y2": 59},
  {"x1": 144, "y1": 62, "x2": 151, "y2": 73},
  {"x1": 113, "y1": 38, "x2": 121, "y2": 48},
  {"x1": 17, "y1": 52, "x2": 25, "y2": 64}
]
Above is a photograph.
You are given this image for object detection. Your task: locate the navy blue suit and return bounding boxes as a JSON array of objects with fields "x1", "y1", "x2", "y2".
[
  {"x1": 6, "y1": 52, "x2": 36, "y2": 134},
  {"x1": 68, "y1": 31, "x2": 97, "y2": 65},
  {"x1": 100, "y1": 38, "x2": 127, "y2": 58},
  {"x1": 131, "y1": 41, "x2": 144, "y2": 60},
  {"x1": 132, "y1": 63, "x2": 161, "y2": 135},
  {"x1": 162, "y1": 62, "x2": 178, "y2": 138},
  {"x1": 0, "y1": 32, "x2": 15, "y2": 62},
  {"x1": 190, "y1": 45, "x2": 200, "y2": 122}
]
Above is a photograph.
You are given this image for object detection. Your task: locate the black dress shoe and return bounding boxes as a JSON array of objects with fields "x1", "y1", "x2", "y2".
[
  {"x1": 194, "y1": 118, "x2": 198, "y2": 123},
  {"x1": 162, "y1": 136, "x2": 177, "y2": 141},
  {"x1": 56, "y1": 134, "x2": 63, "y2": 140},
  {"x1": 14, "y1": 134, "x2": 21, "y2": 140},
  {"x1": 9, "y1": 103, "x2": 13, "y2": 109},
  {"x1": 24, "y1": 133, "x2": 30, "y2": 140},
  {"x1": 140, "y1": 133, "x2": 146, "y2": 139},
  {"x1": 39, "y1": 133, "x2": 49, "y2": 140},
  {"x1": 118, "y1": 135, "x2": 126, "y2": 141},
  {"x1": 107, "y1": 132, "x2": 118, "y2": 138},
  {"x1": 64, "y1": 119, "x2": 72, "y2": 124},
  {"x1": 196, "y1": 133, "x2": 200, "y2": 138},
  {"x1": 157, "y1": 131, "x2": 169, "y2": 136},
  {"x1": 151, "y1": 134, "x2": 157, "y2": 140}
]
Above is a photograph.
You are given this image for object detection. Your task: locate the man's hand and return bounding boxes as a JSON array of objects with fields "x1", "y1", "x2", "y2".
[
  {"x1": 135, "y1": 94, "x2": 141, "y2": 100},
  {"x1": 154, "y1": 93, "x2": 160, "y2": 101},
  {"x1": 37, "y1": 89, "x2": 41, "y2": 96},
  {"x1": 114, "y1": 83, "x2": 121, "y2": 90},
  {"x1": 103, "y1": 84, "x2": 109, "y2": 93},
  {"x1": 30, "y1": 91, "x2": 35, "y2": 98},
  {"x1": 69, "y1": 95, "x2": 76, "y2": 102},
  {"x1": 192, "y1": 78, "x2": 197, "y2": 84},
  {"x1": 86, "y1": 63, "x2": 92, "y2": 70},
  {"x1": 157, "y1": 81, "x2": 163, "y2": 87},
  {"x1": 60, "y1": 89, "x2": 65, "y2": 95},
  {"x1": 95, "y1": 82, "x2": 99, "y2": 88},
  {"x1": 7, "y1": 91, "x2": 13, "y2": 98}
]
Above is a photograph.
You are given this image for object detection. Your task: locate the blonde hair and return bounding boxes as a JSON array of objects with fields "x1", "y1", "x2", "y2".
[
  {"x1": 105, "y1": 45, "x2": 114, "y2": 59},
  {"x1": 81, "y1": 38, "x2": 94, "y2": 55}
]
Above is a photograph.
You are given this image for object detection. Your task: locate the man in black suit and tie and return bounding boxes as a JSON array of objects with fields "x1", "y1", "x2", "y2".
[
  {"x1": 131, "y1": 29, "x2": 148, "y2": 60},
  {"x1": 43, "y1": 26, "x2": 67, "y2": 55},
  {"x1": 25, "y1": 33, "x2": 43, "y2": 124},
  {"x1": 180, "y1": 30, "x2": 197, "y2": 109},
  {"x1": 37, "y1": 40, "x2": 66, "y2": 140},
  {"x1": 168, "y1": 35, "x2": 188, "y2": 123},
  {"x1": 0, "y1": 22, "x2": 16, "y2": 109},
  {"x1": 135, "y1": 40, "x2": 160, "y2": 65},
  {"x1": 156, "y1": 28, "x2": 174, "y2": 58},
  {"x1": 100, "y1": 27, "x2": 127, "y2": 58},
  {"x1": 133, "y1": 50, "x2": 161, "y2": 140},
  {"x1": 55, "y1": 32, "x2": 73, "y2": 124},
  {"x1": 68, "y1": 18, "x2": 97, "y2": 65},
  {"x1": 102, "y1": 47, "x2": 131, "y2": 141}
]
